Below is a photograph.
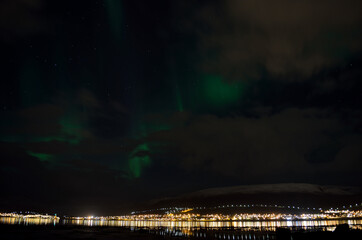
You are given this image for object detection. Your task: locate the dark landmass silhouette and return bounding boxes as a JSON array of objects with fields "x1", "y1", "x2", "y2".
[{"x1": 141, "y1": 183, "x2": 362, "y2": 213}]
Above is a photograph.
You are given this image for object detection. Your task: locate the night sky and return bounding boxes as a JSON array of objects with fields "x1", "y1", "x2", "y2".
[{"x1": 1, "y1": 0, "x2": 362, "y2": 216}]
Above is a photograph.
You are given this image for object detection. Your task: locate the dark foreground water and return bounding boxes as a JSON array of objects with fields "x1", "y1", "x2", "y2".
[{"x1": 1, "y1": 217, "x2": 362, "y2": 239}]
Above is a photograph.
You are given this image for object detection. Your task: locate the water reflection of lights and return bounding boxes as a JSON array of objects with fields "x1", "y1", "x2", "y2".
[
  {"x1": 60, "y1": 218, "x2": 362, "y2": 231},
  {"x1": 1, "y1": 216, "x2": 362, "y2": 238},
  {"x1": 1, "y1": 217, "x2": 59, "y2": 226},
  {"x1": 2, "y1": 217, "x2": 361, "y2": 230}
]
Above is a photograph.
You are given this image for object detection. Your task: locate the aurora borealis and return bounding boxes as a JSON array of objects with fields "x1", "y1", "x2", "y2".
[{"x1": 1, "y1": 0, "x2": 362, "y2": 215}]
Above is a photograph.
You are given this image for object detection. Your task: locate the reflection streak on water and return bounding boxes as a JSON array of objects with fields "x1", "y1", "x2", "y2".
[
  {"x1": 62, "y1": 218, "x2": 362, "y2": 231},
  {"x1": 1, "y1": 217, "x2": 362, "y2": 238},
  {"x1": 1, "y1": 217, "x2": 58, "y2": 226},
  {"x1": 2, "y1": 217, "x2": 361, "y2": 230}
]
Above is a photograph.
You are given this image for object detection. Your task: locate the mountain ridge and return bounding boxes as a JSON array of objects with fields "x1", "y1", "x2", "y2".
[
  {"x1": 143, "y1": 183, "x2": 362, "y2": 211},
  {"x1": 185, "y1": 183, "x2": 360, "y2": 197}
]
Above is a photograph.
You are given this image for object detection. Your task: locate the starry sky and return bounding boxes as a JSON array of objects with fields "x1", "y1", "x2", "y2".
[{"x1": 0, "y1": 0, "x2": 362, "y2": 215}]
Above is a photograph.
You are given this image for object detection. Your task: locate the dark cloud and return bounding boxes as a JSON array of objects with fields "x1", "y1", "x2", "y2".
[
  {"x1": 144, "y1": 108, "x2": 361, "y2": 184},
  {"x1": 0, "y1": 0, "x2": 46, "y2": 40},
  {"x1": 181, "y1": 0, "x2": 362, "y2": 80},
  {"x1": 24, "y1": 139, "x2": 129, "y2": 156},
  {"x1": 0, "y1": 104, "x2": 63, "y2": 137},
  {"x1": 0, "y1": 91, "x2": 133, "y2": 190},
  {"x1": 77, "y1": 89, "x2": 101, "y2": 108},
  {"x1": 0, "y1": 141, "x2": 133, "y2": 215},
  {"x1": 75, "y1": 89, "x2": 130, "y2": 139}
]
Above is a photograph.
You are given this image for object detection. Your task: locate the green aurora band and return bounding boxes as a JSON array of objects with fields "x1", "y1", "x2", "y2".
[
  {"x1": 202, "y1": 75, "x2": 243, "y2": 107},
  {"x1": 105, "y1": 0, "x2": 123, "y2": 41},
  {"x1": 125, "y1": 74, "x2": 244, "y2": 178},
  {"x1": 128, "y1": 143, "x2": 151, "y2": 178},
  {"x1": 27, "y1": 151, "x2": 54, "y2": 162},
  {"x1": 2, "y1": 0, "x2": 245, "y2": 178}
]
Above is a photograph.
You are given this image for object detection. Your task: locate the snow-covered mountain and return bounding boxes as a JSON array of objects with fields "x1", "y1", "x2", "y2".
[
  {"x1": 145, "y1": 183, "x2": 361, "y2": 211},
  {"x1": 186, "y1": 183, "x2": 360, "y2": 197}
]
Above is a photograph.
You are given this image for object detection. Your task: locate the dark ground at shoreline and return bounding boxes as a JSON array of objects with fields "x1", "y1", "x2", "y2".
[{"x1": 1, "y1": 224, "x2": 362, "y2": 240}]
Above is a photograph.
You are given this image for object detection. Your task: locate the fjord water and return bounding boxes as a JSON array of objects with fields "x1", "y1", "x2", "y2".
[
  {"x1": 1, "y1": 216, "x2": 362, "y2": 238},
  {"x1": 63, "y1": 218, "x2": 362, "y2": 231}
]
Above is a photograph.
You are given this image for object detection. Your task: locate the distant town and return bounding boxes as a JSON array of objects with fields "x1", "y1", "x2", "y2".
[{"x1": 1, "y1": 202, "x2": 361, "y2": 222}]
